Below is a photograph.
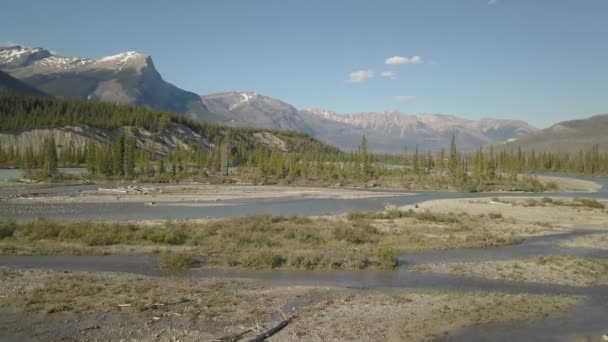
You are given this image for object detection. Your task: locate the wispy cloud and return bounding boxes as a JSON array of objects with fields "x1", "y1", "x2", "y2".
[
  {"x1": 394, "y1": 95, "x2": 416, "y2": 103},
  {"x1": 488, "y1": 0, "x2": 498, "y2": 5},
  {"x1": 345, "y1": 69, "x2": 375, "y2": 83},
  {"x1": 385, "y1": 55, "x2": 423, "y2": 65},
  {"x1": 0, "y1": 41, "x2": 18, "y2": 47},
  {"x1": 380, "y1": 71, "x2": 397, "y2": 80}
]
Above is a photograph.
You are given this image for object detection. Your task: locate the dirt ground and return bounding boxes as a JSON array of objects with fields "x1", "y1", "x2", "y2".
[
  {"x1": 561, "y1": 233, "x2": 608, "y2": 250},
  {"x1": 403, "y1": 197, "x2": 608, "y2": 229},
  {"x1": 5, "y1": 184, "x2": 412, "y2": 204},
  {"x1": 536, "y1": 175, "x2": 602, "y2": 193},
  {"x1": 0, "y1": 268, "x2": 578, "y2": 342},
  {"x1": 411, "y1": 255, "x2": 608, "y2": 287}
]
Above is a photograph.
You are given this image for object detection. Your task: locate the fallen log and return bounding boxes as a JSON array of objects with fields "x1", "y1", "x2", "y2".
[
  {"x1": 244, "y1": 315, "x2": 296, "y2": 342},
  {"x1": 212, "y1": 328, "x2": 252, "y2": 342}
]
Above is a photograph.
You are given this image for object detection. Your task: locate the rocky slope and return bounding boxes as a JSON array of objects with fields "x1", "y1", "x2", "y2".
[
  {"x1": 202, "y1": 92, "x2": 538, "y2": 152},
  {"x1": 0, "y1": 70, "x2": 44, "y2": 95},
  {"x1": 503, "y1": 113, "x2": 608, "y2": 152},
  {"x1": 0, "y1": 46, "x2": 209, "y2": 120}
]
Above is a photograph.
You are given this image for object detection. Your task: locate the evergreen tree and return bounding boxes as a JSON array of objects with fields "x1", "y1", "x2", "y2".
[
  {"x1": 448, "y1": 134, "x2": 458, "y2": 180},
  {"x1": 124, "y1": 136, "x2": 136, "y2": 179},
  {"x1": 43, "y1": 136, "x2": 58, "y2": 177},
  {"x1": 112, "y1": 133, "x2": 125, "y2": 176}
]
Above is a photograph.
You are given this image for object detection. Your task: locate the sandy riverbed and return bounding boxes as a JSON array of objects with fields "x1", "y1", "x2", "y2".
[
  {"x1": 5, "y1": 184, "x2": 413, "y2": 204},
  {"x1": 411, "y1": 255, "x2": 608, "y2": 287},
  {"x1": 536, "y1": 175, "x2": 602, "y2": 192},
  {"x1": 402, "y1": 196, "x2": 608, "y2": 229},
  {"x1": 0, "y1": 268, "x2": 578, "y2": 342}
]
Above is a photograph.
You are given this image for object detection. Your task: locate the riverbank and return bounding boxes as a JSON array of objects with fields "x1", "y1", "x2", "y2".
[
  {"x1": 3, "y1": 184, "x2": 413, "y2": 204},
  {"x1": 402, "y1": 196, "x2": 608, "y2": 229},
  {"x1": 0, "y1": 267, "x2": 579, "y2": 342},
  {"x1": 2, "y1": 195, "x2": 607, "y2": 270}
]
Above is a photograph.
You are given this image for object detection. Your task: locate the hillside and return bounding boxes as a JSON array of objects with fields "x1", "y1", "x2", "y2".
[
  {"x1": 0, "y1": 46, "x2": 211, "y2": 121},
  {"x1": 202, "y1": 92, "x2": 538, "y2": 152},
  {"x1": 0, "y1": 91, "x2": 339, "y2": 156},
  {"x1": 0, "y1": 70, "x2": 44, "y2": 95},
  {"x1": 503, "y1": 113, "x2": 608, "y2": 153}
]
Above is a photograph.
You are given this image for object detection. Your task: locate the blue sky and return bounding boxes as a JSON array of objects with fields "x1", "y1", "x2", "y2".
[{"x1": 2, "y1": 0, "x2": 607, "y2": 128}]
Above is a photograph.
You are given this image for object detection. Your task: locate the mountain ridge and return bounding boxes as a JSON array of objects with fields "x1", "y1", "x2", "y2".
[
  {"x1": 203, "y1": 91, "x2": 539, "y2": 152},
  {"x1": 0, "y1": 45, "x2": 210, "y2": 121}
]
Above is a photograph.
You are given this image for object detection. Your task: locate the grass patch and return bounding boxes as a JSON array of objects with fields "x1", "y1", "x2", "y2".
[
  {"x1": 159, "y1": 251, "x2": 199, "y2": 269},
  {"x1": 0, "y1": 208, "x2": 531, "y2": 270}
]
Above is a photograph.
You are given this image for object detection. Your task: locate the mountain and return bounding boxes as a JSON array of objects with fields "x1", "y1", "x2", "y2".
[
  {"x1": 0, "y1": 70, "x2": 44, "y2": 95},
  {"x1": 202, "y1": 92, "x2": 309, "y2": 131},
  {"x1": 202, "y1": 92, "x2": 538, "y2": 152},
  {"x1": 503, "y1": 113, "x2": 608, "y2": 153},
  {"x1": 0, "y1": 91, "x2": 338, "y2": 157},
  {"x1": 0, "y1": 46, "x2": 209, "y2": 120}
]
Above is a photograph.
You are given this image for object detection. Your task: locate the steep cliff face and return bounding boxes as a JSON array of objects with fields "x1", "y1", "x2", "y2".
[
  {"x1": 0, "y1": 123, "x2": 212, "y2": 156},
  {"x1": 0, "y1": 46, "x2": 209, "y2": 120}
]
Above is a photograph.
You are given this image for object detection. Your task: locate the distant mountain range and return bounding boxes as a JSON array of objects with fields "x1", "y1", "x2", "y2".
[
  {"x1": 0, "y1": 45, "x2": 545, "y2": 152},
  {"x1": 503, "y1": 113, "x2": 608, "y2": 153},
  {"x1": 202, "y1": 92, "x2": 538, "y2": 152}
]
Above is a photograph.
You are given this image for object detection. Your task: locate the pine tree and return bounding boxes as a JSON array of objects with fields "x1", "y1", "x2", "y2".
[
  {"x1": 448, "y1": 134, "x2": 458, "y2": 181},
  {"x1": 361, "y1": 135, "x2": 371, "y2": 178},
  {"x1": 124, "y1": 136, "x2": 136, "y2": 179},
  {"x1": 112, "y1": 133, "x2": 125, "y2": 176},
  {"x1": 86, "y1": 137, "x2": 97, "y2": 175},
  {"x1": 43, "y1": 136, "x2": 58, "y2": 177},
  {"x1": 413, "y1": 144, "x2": 421, "y2": 175}
]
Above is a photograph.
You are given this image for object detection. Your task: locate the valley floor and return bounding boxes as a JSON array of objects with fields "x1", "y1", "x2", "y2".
[{"x1": 1, "y1": 178, "x2": 608, "y2": 341}]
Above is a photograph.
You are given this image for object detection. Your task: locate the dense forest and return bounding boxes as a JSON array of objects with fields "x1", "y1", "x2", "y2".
[{"x1": 0, "y1": 90, "x2": 606, "y2": 191}]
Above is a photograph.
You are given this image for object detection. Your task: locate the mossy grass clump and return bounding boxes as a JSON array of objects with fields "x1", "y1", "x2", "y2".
[{"x1": 159, "y1": 251, "x2": 199, "y2": 269}]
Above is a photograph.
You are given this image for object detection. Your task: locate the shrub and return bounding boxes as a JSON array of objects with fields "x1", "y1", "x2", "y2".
[
  {"x1": 0, "y1": 220, "x2": 16, "y2": 239},
  {"x1": 159, "y1": 251, "x2": 199, "y2": 269},
  {"x1": 574, "y1": 198, "x2": 605, "y2": 209},
  {"x1": 376, "y1": 246, "x2": 399, "y2": 269},
  {"x1": 488, "y1": 212, "x2": 503, "y2": 220},
  {"x1": 239, "y1": 252, "x2": 285, "y2": 269},
  {"x1": 332, "y1": 222, "x2": 379, "y2": 244}
]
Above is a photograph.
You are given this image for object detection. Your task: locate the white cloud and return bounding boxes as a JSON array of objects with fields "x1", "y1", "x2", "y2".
[
  {"x1": 385, "y1": 55, "x2": 423, "y2": 65},
  {"x1": 394, "y1": 95, "x2": 416, "y2": 103},
  {"x1": 380, "y1": 71, "x2": 397, "y2": 80},
  {"x1": 345, "y1": 69, "x2": 375, "y2": 83}
]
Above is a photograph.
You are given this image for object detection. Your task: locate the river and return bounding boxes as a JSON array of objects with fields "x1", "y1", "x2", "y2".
[{"x1": 1, "y1": 172, "x2": 608, "y2": 340}]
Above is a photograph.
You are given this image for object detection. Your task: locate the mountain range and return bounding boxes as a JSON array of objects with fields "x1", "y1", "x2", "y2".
[
  {"x1": 202, "y1": 92, "x2": 538, "y2": 152},
  {"x1": 0, "y1": 45, "x2": 545, "y2": 152}
]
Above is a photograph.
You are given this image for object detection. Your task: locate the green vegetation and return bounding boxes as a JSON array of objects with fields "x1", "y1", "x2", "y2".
[
  {"x1": 1, "y1": 90, "x2": 603, "y2": 191},
  {"x1": 518, "y1": 197, "x2": 605, "y2": 209},
  {"x1": 0, "y1": 208, "x2": 535, "y2": 269},
  {"x1": 158, "y1": 251, "x2": 199, "y2": 269}
]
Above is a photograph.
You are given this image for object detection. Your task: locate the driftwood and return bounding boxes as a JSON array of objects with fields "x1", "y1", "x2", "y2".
[
  {"x1": 244, "y1": 315, "x2": 296, "y2": 342},
  {"x1": 212, "y1": 329, "x2": 252, "y2": 342}
]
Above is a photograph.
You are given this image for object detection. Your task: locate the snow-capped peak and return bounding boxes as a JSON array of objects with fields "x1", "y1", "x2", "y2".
[
  {"x1": 96, "y1": 51, "x2": 146, "y2": 63},
  {"x1": 228, "y1": 92, "x2": 258, "y2": 110}
]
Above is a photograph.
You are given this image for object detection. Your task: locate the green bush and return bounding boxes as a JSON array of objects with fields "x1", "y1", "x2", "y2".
[
  {"x1": 488, "y1": 212, "x2": 504, "y2": 220},
  {"x1": 239, "y1": 252, "x2": 285, "y2": 269},
  {"x1": 0, "y1": 220, "x2": 16, "y2": 239},
  {"x1": 574, "y1": 198, "x2": 605, "y2": 209},
  {"x1": 376, "y1": 246, "x2": 399, "y2": 269},
  {"x1": 158, "y1": 251, "x2": 199, "y2": 269},
  {"x1": 332, "y1": 222, "x2": 379, "y2": 244}
]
